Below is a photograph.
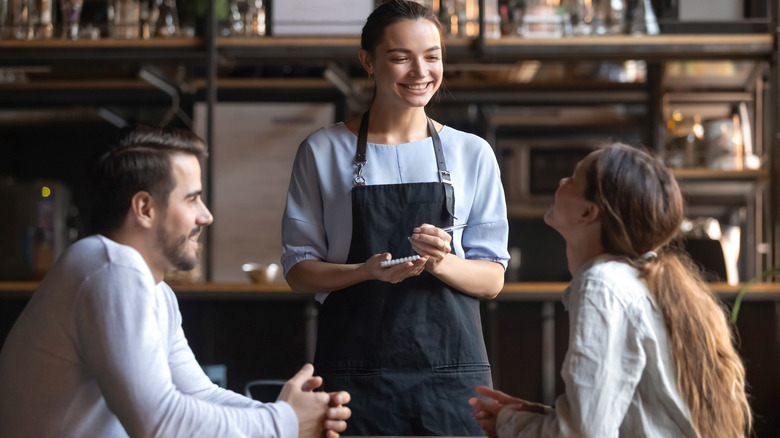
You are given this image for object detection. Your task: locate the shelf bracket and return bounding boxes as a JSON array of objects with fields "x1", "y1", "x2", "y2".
[
  {"x1": 138, "y1": 65, "x2": 194, "y2": 128},
  {"x1": 96, "y1": 107, "x2": 129, "y2": 128},
  {"x1": 323, "y1": 62, "x2": 369, "y2": 116}
]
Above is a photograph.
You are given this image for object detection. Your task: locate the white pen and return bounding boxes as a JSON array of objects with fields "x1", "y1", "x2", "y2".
[{"x1": 440, "y1": 224, "x2": 467, "y2": 233}]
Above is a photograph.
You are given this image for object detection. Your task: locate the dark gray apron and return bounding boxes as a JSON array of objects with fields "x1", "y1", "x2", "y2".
[{"x1": 313, "y1": 112, "x2": 491, "y2": 436}]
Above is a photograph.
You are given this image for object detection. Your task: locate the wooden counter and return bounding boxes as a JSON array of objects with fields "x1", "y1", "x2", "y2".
[
  {"x1": 1, "y1": 279, "x2": 778, "y2": 434},
  {"x1": 3, "y1": 281, "x2": 779, "y2": 300}
]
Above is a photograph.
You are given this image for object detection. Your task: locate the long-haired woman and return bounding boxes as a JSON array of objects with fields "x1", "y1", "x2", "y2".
[{"x1": 470, "y1": 143, "x2": 751, "y2": 437}]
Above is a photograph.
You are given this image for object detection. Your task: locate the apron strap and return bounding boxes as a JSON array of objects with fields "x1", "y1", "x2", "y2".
[
  {"x1": 428, "y1": 117, "x2": 456, "y2": 220},
  {"x1": 354, "y1": 111, "x2": 370, "y2": 186},
  {"x1": 355, "y1": 110, "x2": 456, "y2": 218}
]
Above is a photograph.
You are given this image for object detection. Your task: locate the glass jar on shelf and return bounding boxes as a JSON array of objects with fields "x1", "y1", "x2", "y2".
[
  {"x1": 568, "y1": 0, "x2": 626, "y2": 36},
  {"x1": 108, "y1": 0, "x2": 140, "y2": 39},
  {"x1": 457, "y1": 0, "x2": 479, "y2": 37},
  {"x1": 5, "y1": 0, "x2": 53, "y2": 39},
  {"x1": 58, "y1": 0, "x2": 83, "y2": 40},
  {"x1": 154, "y1": 0, "x2": 178, "y2": 37},
  {"x1": 628, "y1": 0, "x2": 659, "y2": 35},
  {"x1": 483, "y1": 0, "x2": 501, "y2": 38},
  {"x1": 5, "y1": 0, "x2": 34, "y2": 39},
  {"x1": 229, "y1": 0, "x2": 265, "y2": 37},
  {"x1": 439, "y1": 0, "x2": 457, "y2": 36},
  {"x1": 601, "y1": 0, "x2": 626, "y2": 35},
  {"x1": 521, "y1": 0, "x2": 565, "y2": 38},
  {"x1": 664, "y1": 112, "x2": 706, "y2": 169}
]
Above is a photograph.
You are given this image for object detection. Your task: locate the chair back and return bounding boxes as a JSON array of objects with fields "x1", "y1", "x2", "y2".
[{"x1": 244, "y1": 379, "x2": 286, "y2": 403}]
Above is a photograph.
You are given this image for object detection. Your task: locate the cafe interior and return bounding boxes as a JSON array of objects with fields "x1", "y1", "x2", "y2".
[{"x1": 1, "y1": 0, "x2": 779, "y2": 435}]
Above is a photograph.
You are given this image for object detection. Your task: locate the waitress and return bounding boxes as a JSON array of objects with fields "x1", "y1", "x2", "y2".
[{"x1": 281, "y1": 0, "x2": 510, "y2": 435}]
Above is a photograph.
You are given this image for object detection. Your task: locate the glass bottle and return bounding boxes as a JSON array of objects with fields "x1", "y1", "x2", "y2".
[
  {"x1": 154, "y1": 0, "x2": 178, "y2": 37},
  {"x1": 629, "y1": 0, "x2": 659, "y2": 35},
  {"x1": 58, "y1": 0, "x2": 83, "y2": 40},
  {"x1": 522, "y1": 0, "x2": 564, "y2": 38},
  {"x1": 229, "y1": 0, "x2": 265, "y2": 37},
  {"x1": 7, "y1": 0, "x2": 34, "y2": 39}
]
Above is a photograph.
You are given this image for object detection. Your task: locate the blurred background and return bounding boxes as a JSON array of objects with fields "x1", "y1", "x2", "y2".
[{"x1": 1, "y1": 0, "x2": 779, "y2": 434}]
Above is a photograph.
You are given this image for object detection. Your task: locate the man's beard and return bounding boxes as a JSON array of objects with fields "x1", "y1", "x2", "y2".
[{"x1": 159, "y1": 225, "x2": 200, "y2": 271}]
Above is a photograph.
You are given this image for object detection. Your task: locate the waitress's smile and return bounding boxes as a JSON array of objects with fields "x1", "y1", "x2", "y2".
[{"x1": 401, "y1": 81, "x2": 433, "y2": 93}]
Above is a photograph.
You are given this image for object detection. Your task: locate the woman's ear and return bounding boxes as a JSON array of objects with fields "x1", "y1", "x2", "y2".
[
  {"x1": 129, "y1": 191, "x2": 157, "y2": 229},
  {"x1": 358, "y1": 49, "x2": 373, "y2": 77},
  {"x1": 580, "y1": 202, "x2": 600, "y2": 225}
]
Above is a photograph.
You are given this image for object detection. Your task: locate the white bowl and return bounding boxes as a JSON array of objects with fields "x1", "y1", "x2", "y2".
[{"x1": 242, "y1": 263, "x2": 280, "y2": 284}]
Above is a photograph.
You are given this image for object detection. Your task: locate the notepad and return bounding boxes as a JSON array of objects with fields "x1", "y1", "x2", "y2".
[{"x1": 380, "y1": 255, "x2": 421, "y2": 268}]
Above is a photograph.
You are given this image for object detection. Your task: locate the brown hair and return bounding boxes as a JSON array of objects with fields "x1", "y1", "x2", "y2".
[
  {"x1": 360, "y1": 0, "x2": 446, "y2": 105},
  {"x1": 585, "y1": 143, "x2": 751, "y2": 437},
  {"x1": 361, "y1": 0, "x2": 444, "y2": 56},
  {"x1": 89, "y1": 125, "x2": 207, "y2": 233}
]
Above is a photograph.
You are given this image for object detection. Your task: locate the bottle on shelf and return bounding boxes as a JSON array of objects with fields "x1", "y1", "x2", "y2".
[
  {"x1": 229, "y1": 0, "x2": 265, "y2": 37},
  {"x1": 521, "y1": 0, "x2": 565, "y2": 38},
  {"x1": 628, "y1": 0, "x2": 659, "y2": 35},
  {"x1": 108, "y1": 0, "x2": 140, "y2": 39},
  {"x1": 154, "y1": 0, "x2": 178, "y2": 37},
  {"x1": 5, "y1": 0, "x2": 54, "y2": 39},
  {"x1": 58, "y1": 0, "x2": 83, "y2": 40}
]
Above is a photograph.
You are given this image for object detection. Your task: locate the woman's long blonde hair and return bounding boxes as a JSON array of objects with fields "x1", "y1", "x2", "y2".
[{"x1": 585, "y1": 143, "x2": 752, "y2": 437}]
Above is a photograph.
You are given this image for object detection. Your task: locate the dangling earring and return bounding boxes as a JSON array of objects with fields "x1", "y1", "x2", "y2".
[{"x1": 368, "y1": 71, "x2": 373, "y2": 79}]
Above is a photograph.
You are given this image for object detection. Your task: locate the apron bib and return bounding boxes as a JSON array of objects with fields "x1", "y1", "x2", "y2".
[{"x1": 313, "y1": 112, "x2": 491, "y2": 436}]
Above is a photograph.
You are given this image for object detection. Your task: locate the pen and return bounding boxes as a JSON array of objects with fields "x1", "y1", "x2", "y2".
[{"x1": 440, "y1": 224, "x2": 467, "y2": 233}]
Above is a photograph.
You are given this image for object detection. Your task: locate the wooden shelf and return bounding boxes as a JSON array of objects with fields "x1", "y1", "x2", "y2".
[
  {"x1": 212, "y1": 34, "x2": 772, "y2": 63},
  {"x1": 215, "y1": 36, "x2": 475, "y2": 61},
  {"x1": 190, "y1": 77, "x2": 336, "y2": 90},
  {"x1": 0, "y1": 79, "x2": 164, "y2": 90},
  {"x1": 671, "y1": 168, "x2": 769, "y2": 181},
  {"x1": 0, "y1": 38, "x2": 203, "y2": 48},
  {"x1": 483, "y1": 34, "x2": 774, "y2": 61},
  {"x1": 673, "y1": 168, "x2": 770, "y2": 199},
  {"x1": 0, "y1": 37, "x2": 205, "y2": 62},
  {"x1": 1, "y1": 34, "x2": 773, "y2": 74}
]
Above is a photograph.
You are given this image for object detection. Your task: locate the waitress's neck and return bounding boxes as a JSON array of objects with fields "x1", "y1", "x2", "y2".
[{"x1": 367, "y1": 104, "x2": 429, "y2": 145}]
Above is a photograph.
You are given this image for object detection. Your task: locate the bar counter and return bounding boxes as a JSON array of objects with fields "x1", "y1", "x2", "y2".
[
  {"x1": 3, "y1": 281, "x2": 779, "y2": 300},
  {"x1": 0, "y1": 280, "x2": 778, "y2": 426}
]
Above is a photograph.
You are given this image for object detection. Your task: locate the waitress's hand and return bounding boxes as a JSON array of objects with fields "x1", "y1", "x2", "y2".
[
  {"x1": 408, "y1": 223, "x2": 453, "y2": 272},
  {"x1": 365, "y1": 253, "x2": 428, "y2": 284}
]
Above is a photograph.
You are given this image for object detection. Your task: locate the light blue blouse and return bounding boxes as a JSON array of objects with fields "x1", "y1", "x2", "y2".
[{"x1": 281, "y1": 122, "x2": 510, "y2": 296}]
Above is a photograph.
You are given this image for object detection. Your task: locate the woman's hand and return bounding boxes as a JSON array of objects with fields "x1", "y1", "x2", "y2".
[
  {"x1": 363, "y1": 253, "x2": 428, "y2": 284},
  {"x1": 408, "y1": 223, "x2": 453, "y2": 273},
  {"x1": 469, "y1": 386, "x2": 547, "y2": 437}
]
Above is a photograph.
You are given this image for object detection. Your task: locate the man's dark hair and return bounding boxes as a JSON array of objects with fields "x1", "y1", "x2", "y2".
[{"x1": 89, "y1": 125, "x2": 207, "y2": 233}]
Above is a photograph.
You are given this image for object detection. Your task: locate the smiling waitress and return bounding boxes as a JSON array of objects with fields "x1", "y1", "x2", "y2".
[{"x1": 281, "y1": 0, "x2": 510, "y2": 435}]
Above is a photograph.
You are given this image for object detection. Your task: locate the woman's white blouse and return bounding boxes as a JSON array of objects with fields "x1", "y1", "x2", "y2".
[
  {"x1": 281, "y1": 122, "x2": 510, "y2": 296},
  {"x1": 496, "y1": 255, "x2": 698, "y2": 438}
]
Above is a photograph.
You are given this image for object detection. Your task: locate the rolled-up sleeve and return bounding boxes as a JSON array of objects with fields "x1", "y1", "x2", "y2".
[
  {"x1": 459, "y1": 141, "x2": 510, "y2": 269},
  {"x1": 281, "y1": 140, "x2": 328, "y2": 276}
]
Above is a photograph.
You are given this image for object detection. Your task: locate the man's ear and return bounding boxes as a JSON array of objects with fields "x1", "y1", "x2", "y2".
[
  {"x1": 129, "y1": 191, "x2": 157, "y2": 229},
  {"x1": 580, "y1": 202, "x2": 600, "y2": 225},
  {"x1": 358, "y1": 49, "x2": 373, "y2": 76}
]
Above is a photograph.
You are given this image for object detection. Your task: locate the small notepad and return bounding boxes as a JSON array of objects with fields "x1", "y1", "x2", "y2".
[{"x1": 380, "y1": 255, "x2": 421, "y2": 268}]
